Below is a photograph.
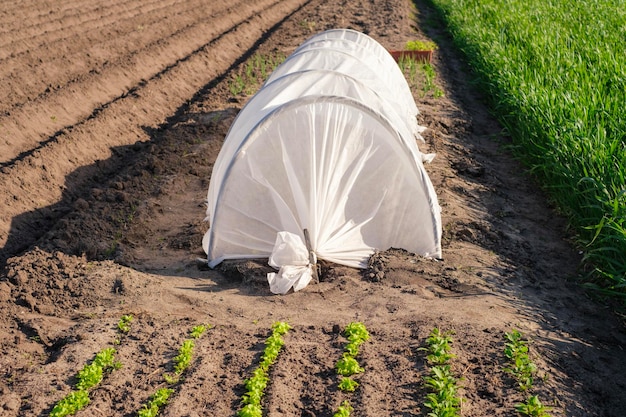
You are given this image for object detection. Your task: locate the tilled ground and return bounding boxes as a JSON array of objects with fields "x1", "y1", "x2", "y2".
[{"x1": 1, "y1": 1, "x2": 626, "y2": 416}]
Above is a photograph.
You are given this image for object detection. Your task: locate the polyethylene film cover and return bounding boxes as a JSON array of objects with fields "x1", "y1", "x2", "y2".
[
  {"x1": 206, "y1": 70, "x2": 425, "y2": 224},
  {"x1": 292, "y1": 37, "x2": 418, "y2": 117},
  {"x1": 265, "y1": 49, "x2": 418, "y2": 133},
  {"x1": 205, "y1": 96, "x2": 441, "y2": 268},
  {"x1": 297, "y1": 28, "x2": 395, "y2": 67}
]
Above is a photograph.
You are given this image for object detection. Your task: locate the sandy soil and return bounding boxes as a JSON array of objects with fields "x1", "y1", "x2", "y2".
[{"x1": 1, "y1": 0, "x2": 625, "y2": 416}]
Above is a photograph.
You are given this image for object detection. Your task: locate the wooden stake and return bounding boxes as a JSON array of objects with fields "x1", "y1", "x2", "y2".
[{"x1": 303, "y1": 228, "x2": 319, "y2": 283}]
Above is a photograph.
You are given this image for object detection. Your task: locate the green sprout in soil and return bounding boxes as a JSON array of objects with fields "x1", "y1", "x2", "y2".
[
  {"x1": 336, "y1": 356, "x2": 364, "y2": 377},
  {"x1": 423, "y1": 328, "x2": 456, "y2": 365},
  {"x1": 117, "y1": 314, "x2": 133, "y2": 333},
  {"x1": 515, "y1": 395, "x2": 552, "y2": 417},
  {"x1": 50, "y1": 348, "x2": 120, "y2": 417},
  {"x1": 237, "y1": 321, "x2": 292, "y2": 417},
  {"x1": 332, "y1": 322, "x2": 370, "y2": 416},
  {"x1": 503, "y1": 330, "x2": 552, "y2": 416},
  {"x1": 397, "y1": 57, "x2": 444, "y2": 98},
  {"x1": 421, "y1": 328, "x2": 462, "y2": 417},
  {"x1": 338, "y1": 377, "x2": 359, "y2": 392},
  {"x1": 163, "y1": 325, "x2": 209, "y2": 385},
  {"x1": 503, "y1": 330, "x2": 537, "y2": 391},
  {"x1": 139, "y1": 324, "x2": 210, "y2": 416},
  {"x1": 137, "y1": 388, "x2": 175, "y2": 417},
  {"x1": 228, "y1": 51, "x2": 286, "y2": 98},
  {"x1": 333, "y1": 400, "x2": 353, "y2": 417},
  {"x1": 190, "y1": 324, "x2": 209, "y2": 339}
]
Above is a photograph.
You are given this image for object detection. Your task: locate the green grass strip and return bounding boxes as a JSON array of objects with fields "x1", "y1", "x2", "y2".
[{"x1": 426, "y1": 0, "x2": 626, "y2": 300}]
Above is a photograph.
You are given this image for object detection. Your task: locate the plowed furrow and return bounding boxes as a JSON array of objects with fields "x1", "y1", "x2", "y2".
[
  {"x1": 0, "y1": 0, "x2": 254, "y2": 165},
  {"x1": 0, "y1": 0, "x2": 185, "y2": 57},
  {"x1": 0, "y1": 0, "x2": 121, "y2": 35},
  {"x1": 0, "y1": 0, "x2": 241, "y2": 111},
  {"x1": 0, "y1": 0, "x2": 309, "y2": 258}
]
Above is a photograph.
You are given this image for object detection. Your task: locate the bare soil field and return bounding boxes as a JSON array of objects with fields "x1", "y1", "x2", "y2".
[{"x1": 1, "y1": 0, "x2": 625, "y2": 416}]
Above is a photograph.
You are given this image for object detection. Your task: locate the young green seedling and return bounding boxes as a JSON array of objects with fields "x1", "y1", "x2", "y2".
[
  {"x1": 504, "y1": 330, "x2": 536, "y2": 391},
  {"x1": 503, "y1": 330, "x2": 552, "y2": 416},
  {"x1": 332, "y1": 322, "x2": 370, "y2": 416},
  {"x1": 338, "y1": 377, "x2": 359, "y2": 392},
  {"x1": 137, "y1": 388, "x2": 174, "y2": 417},
  {"x1": 237, "y1": 322, "x2": 291, "y2": 417},
  {"x1": 50, "y1": 348, "x2": 120, "y2": 417},
  {"x1": 336, "y1": 355, "x2": 364, "y2": 376},
  {"x1": 117, "y1": 314, "x2": 133, "y2": 333},
  {"x1": 138, "y1": 324, "x2": 211, "y2": 416},
  {"x1": 333, "y1": 400, "x2": 353, "y2": 417},
  {"x1": 421, "y1": 328, "x2": 462, "y2": 417},
  {"x1": 515, "y1": 395, "x2": 552, "y2": 417},
  {"x1": 163, "y1": 325, "x2": 210, "y2": 384}
]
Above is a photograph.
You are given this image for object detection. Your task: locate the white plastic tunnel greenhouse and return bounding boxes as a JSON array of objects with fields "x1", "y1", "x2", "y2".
[{"x1": 202, "y1": 29, "x2": 442, "y2": 294}]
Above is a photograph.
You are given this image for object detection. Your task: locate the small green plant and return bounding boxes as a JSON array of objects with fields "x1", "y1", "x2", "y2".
[
  {"x1": 139, "y1": 324, "x2": 210, "y2": 416},
  {"x1": 229, "y1": 75, "x2": 246, "y2": 96},
  {"x1": 333, "y1": 400, "x2": 353, "y2": 417},
  {"x1": 421, "y1": 328, "x2": 462, "y2": 417},
  {"x1": 406, "y1": 40, "x2": 438, "y2": 51},
  {"x1": 237, "y1": 322, "x2": 292, "y2": 417},
  {"x1": 503, "y1": 330, "x2": 552, "y2": 416},
  {"x1": 333, "y1": 323, "x2": 369, "y2": 415},
  {"x1": 117, "y1": 314, "x2": 133, "y2": 333},
  {"x1": 75, "y1": 348, "x2": 118, "y2": 390},
  {"x1": 163, "y1": 325, "x2": 209, "y2": 384},
  {"x1": 137, "y1": 388, "x2": 174, "y2": 417},
  {"x1": 503, "y1": 330, "x2": 536, "y2": 391},
  {"x1": 336, "y1": 355, "x2": 364, "y2": 376},
  {"x1": 49, "y1": 390, "x2": 89, "y2": 417},
  {"x1": 421, "y1": 328, "x2": 456, "y2": 365},
  {"x1": 515, "y1": 395, "x2": 552, "y2": 417},
  {"x1": 173, "y1": 339, "x2": 194, "y2": 375},
  {"x1": 338, "y1": 377, "x2": 359, "y2": 392},
  {"x1": 190, "y1": 324, "x2": 208, "y2": 339},
  {"x1": 50, "y1": 348, "x2": 120, "y2": 417}
]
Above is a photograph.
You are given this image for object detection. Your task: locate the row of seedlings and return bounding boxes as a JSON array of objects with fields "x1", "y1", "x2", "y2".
[
  {"x1": 420, "y1": 328, "x2": 463, "y2": 417},
  {"x1": 333, "y1": 322, "x2": 371, "y2": 416},
  {"x1": 237, "y1": 321, "x2": 292, "y2": 417},
  {"x1": 49, "y1": 317, "x2": 552, "y2": 416},
  {"x1": 504, "y1": 330, "x2": 552, "y2": 417},
  {"x1": 136, "y1": 324, "x2": 209, "y2": 417},
  {"x1": 49, "y1": 314, "x2": 133, "y2": 417}
]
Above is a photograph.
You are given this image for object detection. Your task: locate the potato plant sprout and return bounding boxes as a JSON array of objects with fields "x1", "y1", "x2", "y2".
[
  {"x1": 421, "y1": 328, "x2": 462, "y2": 417},
  {"x1": 503, "y1": 330, "x2": 552, "y2": 416}
]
